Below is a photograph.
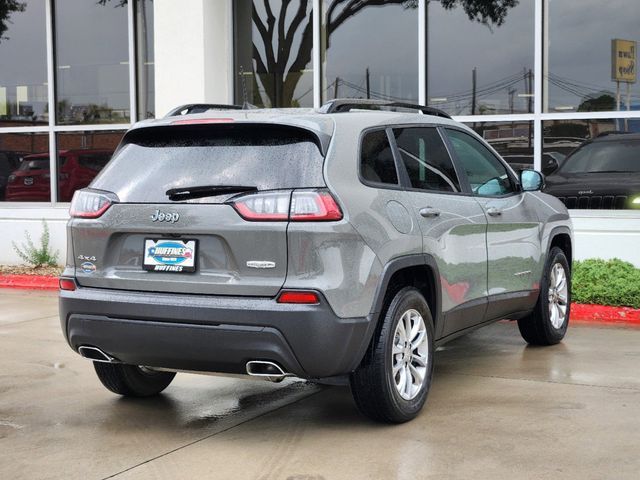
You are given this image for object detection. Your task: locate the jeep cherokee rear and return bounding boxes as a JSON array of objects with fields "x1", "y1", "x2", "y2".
[{"x1": 59, "y1": 100, "x2": 573, "y2": 423}]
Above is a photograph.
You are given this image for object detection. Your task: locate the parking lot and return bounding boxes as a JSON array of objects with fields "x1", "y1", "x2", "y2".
[{"x1": 1, "y1": 289, "x2": 639, "y2": 480}]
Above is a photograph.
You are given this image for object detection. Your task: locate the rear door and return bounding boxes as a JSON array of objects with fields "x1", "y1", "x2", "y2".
[
  {"x1": 391, "y1": 126, "x2": 489, "y2": 337},
  {"x1": 444, "y1": 128, "x2": 542, "y2": 320},
  {"x1": 71, "y1": 123, "x2": 327, "y2": 296}
]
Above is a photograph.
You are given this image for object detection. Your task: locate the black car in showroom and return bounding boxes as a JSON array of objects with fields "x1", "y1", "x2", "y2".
[{"x1": 544, "y1": 132, "x2": 640, "y2": 209}]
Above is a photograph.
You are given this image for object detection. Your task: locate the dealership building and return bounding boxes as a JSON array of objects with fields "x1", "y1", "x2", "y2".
[{"x1": 0, "y1": 0, "x2": 638, "y2": 265}]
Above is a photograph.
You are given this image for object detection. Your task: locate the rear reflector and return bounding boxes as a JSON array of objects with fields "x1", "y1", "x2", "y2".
[
  {"x1": 277, "y1": 290, "x2": 320, "y2": 304},
  {"x1": 70, "y1": 190, "x2": 115, "y2": 219},
  {"x1": 59, "y1": 278, "x2": 76, "y2": 291}
]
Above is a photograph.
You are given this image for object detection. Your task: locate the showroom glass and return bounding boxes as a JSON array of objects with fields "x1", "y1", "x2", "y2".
[
  {"x1": 56, "y1": 131, "x2": 124, "y2": 202},
  {"x1": 0, "y1": 0, "x2": 47, "y2": 126},
  {"x1": 462, "y1": 121, "x2": 562, "y2": 175},
  {"x1": 54, "y1": 0, "x2": 130, "y2": 124},
  {"x1": 360, "y1": 130, "x2": 398, "y2": 185},
  {"x1": 233, "y1": 0, "x2": 313, "y2": 108},
  {"x1": 0, "y1": 133, "x2": 50, "y2": 202},
  {"x1": 136, "y1": 0, "x2": 154, "y2": 119},
  {"x1": 446, "y1": 129, "x2": 514, "y2": 196},
  {"x1": 427, "y1": 0, "x2": 533, "y2": 116},
  {"x1": 393, "y1": 127, "x2": 460, "y2": 192},
  {"x1": 542, "y1": 118, "x2": 640, "y2": 210},
  {"x1": 546, "y1": 1, "x2": 640, "y2": 113},
  {"x1": 322, "y1": 1, "x2": 417, "y2": 102}
]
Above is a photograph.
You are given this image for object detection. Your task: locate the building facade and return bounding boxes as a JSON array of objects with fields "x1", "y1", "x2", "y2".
[{"x1": 0, "y1": 0, "x2": 639, "y2": 265}]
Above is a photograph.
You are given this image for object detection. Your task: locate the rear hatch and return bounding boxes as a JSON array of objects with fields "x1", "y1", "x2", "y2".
[{"x1": 70, "y1": 122, "x2": 328, "y2": 296}]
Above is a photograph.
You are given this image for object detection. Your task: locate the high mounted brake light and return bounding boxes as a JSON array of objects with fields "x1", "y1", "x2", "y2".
[
  {"x1": 230, "y1": 189, "x2": 343, "y2": 222},
  {"x1": 171, "y1": 118, "x2": 235, "y2": 125},
  {"x1": 70, "y1": 190, "x2": 115, "y2": 219}
]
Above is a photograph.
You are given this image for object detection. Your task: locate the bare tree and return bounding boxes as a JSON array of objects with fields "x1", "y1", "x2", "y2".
[{"x1": 251, "y1": 0, "x2": 518, "y2": 107}]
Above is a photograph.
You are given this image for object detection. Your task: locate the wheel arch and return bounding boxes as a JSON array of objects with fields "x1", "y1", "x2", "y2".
[
  {"x1": 548, "y1": 226, "x2": 573, "y2": 267},
  {"x1": 351, "y1": 255, "x2": 442, "y2": 371}
]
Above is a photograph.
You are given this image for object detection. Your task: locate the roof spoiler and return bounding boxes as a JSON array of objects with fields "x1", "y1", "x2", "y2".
[
  {"x1": 319, "y1": 99, "x2": 452, "y2": 119},
  {"x1": 165, "y1": 103, "x2": 244, "y2": 117}
]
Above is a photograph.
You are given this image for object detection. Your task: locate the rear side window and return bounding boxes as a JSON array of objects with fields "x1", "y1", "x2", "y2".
[
  {"x1": 393, "y1": 127, "x2": 461, "y2": 193},
  {"x1": 91, "y1": 124, "x2": 326, "y2": 203},
  {"x1": 360, "y1": 130, "x2": 398, "y2": 185}
]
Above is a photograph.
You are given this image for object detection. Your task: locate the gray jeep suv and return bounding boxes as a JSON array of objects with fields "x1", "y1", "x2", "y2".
[{"x1": 59, "y1": 100, "x2": 573, "y2": 423}]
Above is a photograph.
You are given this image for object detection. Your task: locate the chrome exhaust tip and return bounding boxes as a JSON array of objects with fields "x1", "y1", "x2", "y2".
[
  {"x1": 78, "y1": 346, "x2": 118, "y2": 363},
  {"x1": 245, "y1": 360, "x2": 289, "y2": 382}
]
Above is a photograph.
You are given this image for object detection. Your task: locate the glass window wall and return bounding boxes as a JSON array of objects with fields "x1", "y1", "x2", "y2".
[
  {"x1": 0, "y1": 0, "x2": 48, "y2": 126},
  {"x1": 234, "y1": 0, "x2": 314, "y2": 108}
]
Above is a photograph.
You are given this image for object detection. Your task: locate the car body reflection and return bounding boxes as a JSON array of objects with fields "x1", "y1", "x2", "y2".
[{"x1": 5, "y1": 149, "x2": 113, "y2": 202}]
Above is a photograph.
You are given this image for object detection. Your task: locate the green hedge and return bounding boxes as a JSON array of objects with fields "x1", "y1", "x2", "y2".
[{"x1": 572, "y1": 259, "x2": 640, "y2": 309}]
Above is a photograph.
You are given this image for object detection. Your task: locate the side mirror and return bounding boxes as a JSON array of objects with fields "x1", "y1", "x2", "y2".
[{"x1": 520, "y1": 169, "x2": 545, "y2": 191}]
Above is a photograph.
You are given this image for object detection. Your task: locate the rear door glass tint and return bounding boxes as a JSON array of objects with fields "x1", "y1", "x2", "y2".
[{"x1": 393, "y1": 127, "x2": 461, "y2": 192}]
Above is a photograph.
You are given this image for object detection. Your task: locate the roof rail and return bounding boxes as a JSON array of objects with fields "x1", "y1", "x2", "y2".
[
  {"x1": 165, "y1": 103, "x2": 243, "y2": 117},
  {"x1": 319, "y1": 99, "x2": 452, "y2": 119}
]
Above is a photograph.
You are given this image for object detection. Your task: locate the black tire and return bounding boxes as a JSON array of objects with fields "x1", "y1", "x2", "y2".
[
  {"x1": 350, "y1": 287, "x2": 435, "y2": 423},
  {"x1": 518, "y1": 246, "x2": 571, "y2": 346},
  {"x1": 93, "y1": 362, "x2": 176, "y2": 397}
]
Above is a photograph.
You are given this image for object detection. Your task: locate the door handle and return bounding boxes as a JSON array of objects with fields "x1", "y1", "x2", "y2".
[
  {"x1": 487, "y1": 207, "x2": 502, "y2": 217},
  {"x1": 419, "y1": 207, "x2": 441, "y2": 218}
]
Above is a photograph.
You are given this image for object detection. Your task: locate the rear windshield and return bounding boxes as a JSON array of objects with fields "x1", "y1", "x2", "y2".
[
  {"x1": 559, "y1": 138, "x2": 640, "y2": 174},
  {"x1": 91, "y1": 124, "x2": 326, "y2": 203}
]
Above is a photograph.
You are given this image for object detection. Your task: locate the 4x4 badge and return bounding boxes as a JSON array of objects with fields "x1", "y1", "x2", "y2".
[{"x1": 150, "y1": 210, "x2": 180, "y2": 223}]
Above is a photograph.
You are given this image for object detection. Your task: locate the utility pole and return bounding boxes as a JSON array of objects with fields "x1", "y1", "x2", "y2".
[
  {"x1": 471, "y1": 67, "x2": 477, "y2": 115},
  {"x1": 334, "y1": 77, "x2": 340, "y2": 99},
  {"x1": 508, "y1": 88, "x2": 516, "y2": 114},
  {"x1": 365, "y1": 68, "x2": 371, "y2": 99}
]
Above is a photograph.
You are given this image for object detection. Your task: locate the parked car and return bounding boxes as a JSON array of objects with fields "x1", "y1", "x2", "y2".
[
  {"x1": 502, "y1": 151, "x2": 566, "y2": 176},
  {"x1": 59, "y1": 100, "x2": 573, "y2": 423},
  {"x1": 0, "y1": 150, "x2": 25, "y2": 200},
  {"x1": 544, "y1": 132, "x2": 640, "y2": 209},
  {"x1": 5, "y1": 149, "x2": 113, "y2": 202}
]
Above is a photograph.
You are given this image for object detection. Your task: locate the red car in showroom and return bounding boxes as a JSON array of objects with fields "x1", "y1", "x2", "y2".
[{"x1": 5, "y1": 149, "x2": 113, "y2": 202}]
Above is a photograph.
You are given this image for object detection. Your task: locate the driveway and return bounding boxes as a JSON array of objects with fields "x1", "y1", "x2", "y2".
[{"x1": 1, "y1": 290, "x2": 638, "y2": 479}]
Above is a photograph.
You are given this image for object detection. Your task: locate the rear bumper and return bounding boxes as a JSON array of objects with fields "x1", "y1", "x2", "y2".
[{"x1": 59, "y1": 287, "x2": 370, "y2": 378}]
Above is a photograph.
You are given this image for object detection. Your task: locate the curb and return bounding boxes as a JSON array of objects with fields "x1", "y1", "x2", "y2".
[
  {"x1": 0, "y1": 274, "x2": 59, "y2": 290},
  {"x1": 571, "y1": 303, "x2": 640, "y2": 326}
]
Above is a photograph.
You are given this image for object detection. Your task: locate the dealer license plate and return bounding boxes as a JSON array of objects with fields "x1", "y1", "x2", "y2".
[{"x1": 143, "y1": 239, "x2": 197, "y2": 273}]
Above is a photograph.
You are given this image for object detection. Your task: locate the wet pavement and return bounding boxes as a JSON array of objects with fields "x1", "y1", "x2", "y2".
[{"x1": 1, "y1": 290, "x2": 639, "y2": 480}]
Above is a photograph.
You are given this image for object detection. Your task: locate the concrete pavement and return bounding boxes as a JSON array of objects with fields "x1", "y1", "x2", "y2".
[{"x1": 1, "y1": 290, "x2": 639, "y2": 479}]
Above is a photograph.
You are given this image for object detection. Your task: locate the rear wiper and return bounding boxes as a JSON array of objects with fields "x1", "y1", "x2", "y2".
[{"x1": 166, "y1": 185, "x2": 258, "y2": 201}]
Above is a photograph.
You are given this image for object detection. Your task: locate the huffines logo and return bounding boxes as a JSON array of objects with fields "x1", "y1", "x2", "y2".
[
  {"x1": 150, "y1": 209, "x2": 180, "y2": 223},
  {"x1": 148, "y1": 242, "x2": 193, "y2": 266}
]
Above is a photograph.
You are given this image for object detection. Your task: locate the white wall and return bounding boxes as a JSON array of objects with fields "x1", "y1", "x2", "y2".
[
  {"x1": 570, "y1": 211, "x2": 640, "y2": 265},
  {"x1": 0, "y1": 207, "x2": 69, "y2": 266},
  {"x1": 154, "y1": 0, "x2": 233, "y2": 116}
]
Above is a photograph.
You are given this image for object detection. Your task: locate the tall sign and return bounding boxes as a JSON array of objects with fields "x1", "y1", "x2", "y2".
[
  {"x1": 611, "y1": 39, "x2": 637, "y2": 117},
  {"x1": 611, "y1": 39, "x2": 637, "y2": 83}
]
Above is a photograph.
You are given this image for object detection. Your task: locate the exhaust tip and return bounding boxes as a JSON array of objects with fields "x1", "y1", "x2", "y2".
[
  {"x1": 78, "y1": 346, "x2": 117, "y2": 363},
  {"x1": 246, "y1": 360, "x2": 288, "y2": 380}
]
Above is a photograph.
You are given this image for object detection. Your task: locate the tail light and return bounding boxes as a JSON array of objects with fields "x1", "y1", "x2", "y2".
[
  {"x1": 70, "y1": 190, "x2": 116, "y2": 219},
  {"x1": 8, "y1": 175, "x2": 15, "y2": 184},
  {"x1": 231, "y1": 189, "x2": 342, "y2": 222},
  {"x1": 277, "y1": 290, "x2": 320, "y2": 304}
]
